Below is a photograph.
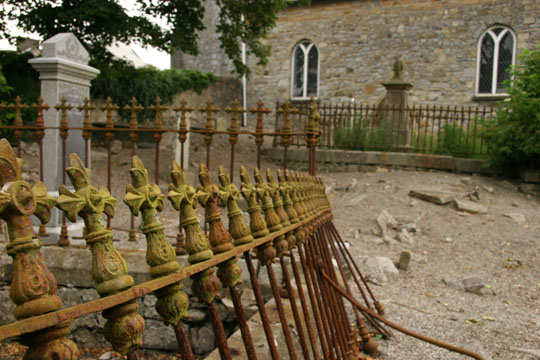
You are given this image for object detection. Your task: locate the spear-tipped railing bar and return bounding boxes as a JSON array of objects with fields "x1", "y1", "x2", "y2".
[
  {"x1": 306, "y1": 98, "x2": 320, "y2": 176},
  {"x1": 308, "y1": 229, "x2": 348, "y2": 358},
  {"x1": 322, "y1": 222, "x2": 378, "y2": 356},
  {"x1": 329, "y1": 222, "x2": 391, "y2": 338},
  {"x1": 167, "y1": 161, "x2": 232, "y2": 360},
  {"x1": 249, "y1": 100, "x2": 271, "y2": 169},
  {"x1": 252, "y1": 167, "x2": 299, "y2": 360},
  {"x1": 224, "y1": 99, "x2": 245, "y2": 182},
  {"x1": 77, "y1": 97, "x2": 96, "y2": 168},
  {"x1": 302, "y1": 231, "x2": 342, "y2": 359},
  {"x1": 317, "y1": 224, "x2": 364, "y2": 359},
  {"x1": 329, "y1": 221, "x2": 386, "y2": 316},
  {"x1": 31, "y1": 97, "x2": 49, "y2": 238},
  {"x1": 172, "y1": 100, "x2": 193, "y2": 256},
  {"x1": 124, "y1": 97, "x2": 144, "y2": 242},
  {"x1": 56, "y1": 153, "x2": 145, "y2": 359},
  {"x1": 277, "y1": 101, "x2": 298, "y2": 171},
  {"x1": 287, "y1": 168, "x2": 334, "y2": 358},
  {"x1": 277, "y1": 168, "x2": 321, "y2": 360},
  {"x1": 266, "y1": 168, "x2": 312, "y2": 360},
  {"x1": 199, "y1": 98, "x2": 220, "y2": 170},
  {"x1": 239, "y1": 165, "x2": 281, "y2": 360},
  {"x1": 198, "y1": 164, "x2": 258, "y2": 360},
  {"x1": 148, "y1": 97, "x2": 167, "y2": 185},
  {"x1": 312, "y1": 228, "x2": 348, "y2": 347},
  {"x1": 0, "y1": 138, "x2": 78, "y2": 359},
  {"x1": 123, "y1": 156, "x2": 194, "y2": 360},
  {"x1": 101, "y1": 97, "x2": 119, "y2": 229},
  {"x1": 217, "y1": 165, "x2": 259, "y2": 359},
  {"x1": 7, "y1": 96, "x2": 28, "y2": 158},
  {"x1": 55, "y1": 97, "x2": 73, "y2": 247},
  {"x1": 320, "y1": 268, "x2": 487, "y2": 360}
]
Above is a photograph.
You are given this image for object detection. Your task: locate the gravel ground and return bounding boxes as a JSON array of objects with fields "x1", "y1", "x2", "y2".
[
  {"x1": 8, "y1": 139, "x2": 540, "y2": 359},
  {"x1": 325, "y1": 168, "x2": 540, "y2": 360}
]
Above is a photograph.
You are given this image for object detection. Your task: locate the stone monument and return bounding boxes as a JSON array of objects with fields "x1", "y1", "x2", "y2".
[
  {"x1": 29, "y1": 33, "x2": 99, "y2": 243},
  {"x1": 379, "y1": 57, "x2": 413, "y2": 149}
]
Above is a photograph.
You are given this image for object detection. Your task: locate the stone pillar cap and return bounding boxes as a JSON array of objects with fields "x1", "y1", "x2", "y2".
[{"x1": 41, "y1": 33, "x2": 89, "y2": 64}]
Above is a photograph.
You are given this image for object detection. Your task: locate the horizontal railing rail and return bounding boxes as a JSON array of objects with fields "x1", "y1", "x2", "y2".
[{"x1": 0, "y1": 210, "x2": 326, "y2": 342}]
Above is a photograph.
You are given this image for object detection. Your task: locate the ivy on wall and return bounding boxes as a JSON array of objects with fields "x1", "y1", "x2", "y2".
[
  {"x1": 0, "y1": 53, "x2": 218, "y2": 125},
  {"x1": 91, "y1": 60, "x2": 219, "y2": 122}
]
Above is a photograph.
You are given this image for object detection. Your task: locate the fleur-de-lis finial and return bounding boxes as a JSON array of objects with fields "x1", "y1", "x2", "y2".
[
  {"x1": 0, "y1": 138, "x2": 78, "y2": 359},
  {"x1": 124, "y1": 156, "x2": 164, "y2": 217},
  {"x1": 124, "y1": 156, "x2": 188, "y2": 326},
  {"x1": 55, "y1": 153, "x2": 144, "y2": 355},
  {"x1": 218, "y1": 166, "x2": 253, "y2": 246}
]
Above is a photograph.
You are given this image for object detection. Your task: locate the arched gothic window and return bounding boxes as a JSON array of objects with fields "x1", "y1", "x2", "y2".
[
  {"x1": 291, "y1": 41, "x2": 319, "y2": 99},
  {"x1": 476, "y1": 26, "x2": 516, "y2": 96}
]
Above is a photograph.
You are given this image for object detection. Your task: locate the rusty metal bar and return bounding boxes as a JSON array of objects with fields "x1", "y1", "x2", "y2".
[
  {"x1": 279, "y1": 256, "x2": 311, "y2": 360},
  {"x1": 56, "y1": 97, "x2": 72, "y2": 247},
  {"x1": 174, "y1": 323, "x2": 195, "y2": 360},
  {"x1": 320, "y1": 268, "x2": 487, "y2": 360},
  {"x1": 244, "y1": 253, "x2": 280, "y2": 360},
  {"x1": 289, "y1": 250, "x2": 320, "y2": 359},
  {"x1": 311, "y1": 230, "x2": 350, "y2": 357},
  {"x1": 208, "y1": 302, "x2": 233, "y2": 360},
  {"x1": 101, "y1": 97, "x2": 118, "y2": 229},
  {"x1": 0, "y1": 209, "x2": 327, "y2": 342},
  {"x1": 306, "y1": 236, "x2": 346, "y2": 358},
  {"x1": 229, "y1": 285, "x2": 258, "y2": 360},
  {"x1": 297, "y1": 244, "x2": 331, "y2": 359},
  {"x1": 267, "y1": 263, "x2": 298, "y2": 360}
]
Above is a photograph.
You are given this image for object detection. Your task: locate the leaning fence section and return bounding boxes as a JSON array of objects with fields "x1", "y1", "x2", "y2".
[
  {"x1": 274, "y1": 101, "x2": 496, "y2": 158},
  {"x1": 0, "y1": 95, "x2": 487, "y2": 360}
]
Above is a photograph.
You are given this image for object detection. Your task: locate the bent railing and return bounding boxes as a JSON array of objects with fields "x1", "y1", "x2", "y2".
[{"x1": 0, "y1": 97, "x2": 486, "y2": 360}]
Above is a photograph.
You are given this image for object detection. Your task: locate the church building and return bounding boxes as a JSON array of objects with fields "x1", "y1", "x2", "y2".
[{"x1": 171, "y1": 0, "x2": 540, "y2": 108}]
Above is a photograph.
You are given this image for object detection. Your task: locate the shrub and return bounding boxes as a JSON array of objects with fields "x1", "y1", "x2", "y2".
[{"x1": 481, "y1": 45, "x2": 540, "y2": 170}]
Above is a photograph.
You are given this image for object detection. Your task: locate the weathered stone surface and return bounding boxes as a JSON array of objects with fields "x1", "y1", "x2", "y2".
[
  {"x1": 454, "y1": 199, "x2": 488, "y2": 214},
  {"x1": 0, "y1": 287, "x2": 15, "y2": 325},
  {"x1": 443, "y1": 276, "x2": 485, "y2": 295},
  {"x1": 110, "y1": 139, "x2": 123, "y2": 154},
  {"x1": 190, "y1": 323, "x2": 216, "y2": 354},
  {"x1": 397, "y1": 250, "x2": 412, "y2": 271},
  {"x1": 346, "y1": 193, "x2": 366, "y2": 207},
  {"x1": 408, "y1": 189, "x2": 455, "y2": 205},
  {"x1": 504, "y1": 212, "x2": 526, "y2": 223},
  {"x1": 376, "y1": 209, "x2": 398, "y2": 237},
  {"x1": 397, "y1": 229, "x2": 415, "y2": 246},
  {"x1": 143, "y1": 319, "x2": 177, "y2": 350},
  {"x1": 396, "y1": 223, "x2": 418, "y2": 233},
  {"x1": 361, "y1": 256, "x2": 399, "y2": 284}
]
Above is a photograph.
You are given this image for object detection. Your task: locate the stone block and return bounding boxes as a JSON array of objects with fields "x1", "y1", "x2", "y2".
[{"x1": 454, "y1": 199, "x2": 488, "y2": 214}]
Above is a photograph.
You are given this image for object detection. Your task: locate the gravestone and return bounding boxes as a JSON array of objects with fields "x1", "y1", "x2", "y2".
[{"x1": 29, "y1": 33, "x2": 99, "y2": 243}]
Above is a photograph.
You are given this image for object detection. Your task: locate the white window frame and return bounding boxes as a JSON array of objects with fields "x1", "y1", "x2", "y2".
[
  {"x1": 475, "y1": 26, "x2": 516, "y2": 97},
  {"x1": 290, "y1": 41, "x2": 320, "y2": 100}
]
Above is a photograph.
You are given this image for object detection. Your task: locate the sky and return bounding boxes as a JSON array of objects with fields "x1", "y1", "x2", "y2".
[{"x1": 0, "y1": 0, "x2": 172, "y2": 69}]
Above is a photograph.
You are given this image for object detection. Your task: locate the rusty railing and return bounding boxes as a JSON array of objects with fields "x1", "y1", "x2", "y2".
[
  {"x1": 274, "y1": 101, "x2": 496, "y2": 158},
  {"x1": 0, "y1": 96, "x2": 486, "y2": 360}
]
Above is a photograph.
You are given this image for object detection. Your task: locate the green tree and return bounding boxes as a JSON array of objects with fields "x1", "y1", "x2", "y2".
[
  {"x1": 0, "y1": 0, "x2": 308, "y2": 75},
  {"x1": 482, "y1": 45, "x2": 540, "y2": 170}
]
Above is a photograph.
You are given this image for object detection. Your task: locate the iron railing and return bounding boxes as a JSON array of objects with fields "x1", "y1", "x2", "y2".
[
  {"x1": 274, "y1": 101, "x2": 497, "y2": 158},
  {"x1": 0, "y1": 95, "x2": 486, "y2": 360}
]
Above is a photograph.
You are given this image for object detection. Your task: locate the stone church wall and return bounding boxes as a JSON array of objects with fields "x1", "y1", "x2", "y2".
[{"x1": 246, "y1": 0, "x2": 540, "y2": 109}]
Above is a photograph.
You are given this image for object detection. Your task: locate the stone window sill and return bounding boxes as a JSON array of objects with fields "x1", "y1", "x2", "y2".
[{"x1": 473, "y1": 94, "x2": 510, "y2": 102}]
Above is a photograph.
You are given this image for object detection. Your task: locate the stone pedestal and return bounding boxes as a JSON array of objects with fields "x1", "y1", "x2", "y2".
[{"x1": 29, "y1": 33, "x2": 99, "y2": 243}]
